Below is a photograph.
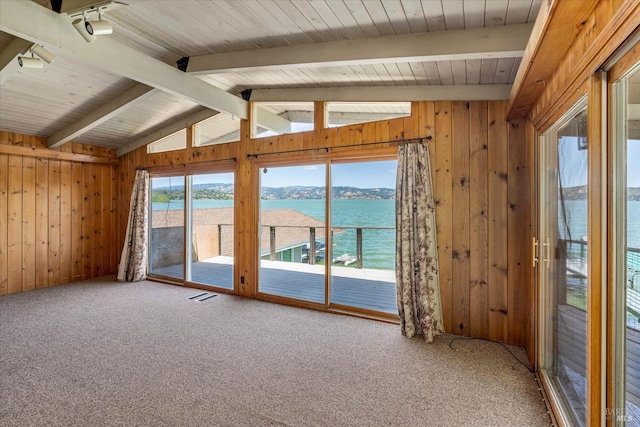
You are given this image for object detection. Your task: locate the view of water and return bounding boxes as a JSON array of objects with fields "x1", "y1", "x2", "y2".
[
  {"x1": 560, "y1": 198, "x2": 640, "y2": 324},
  {"x1": 561, "y1": 200, "x2": 640, "y2": 248},
  {"x1": 153, "y1": 198, "x2": 396, "y2": 270},
  {"x1": 561, "y1": 199, "x2": 640, "y2": 279},
  {"x1": 152, "y1": 197, "x2": 640, "y2": 273},
  {"x1": 153, "y1": 198, "x2": 394, "y2": 228}
]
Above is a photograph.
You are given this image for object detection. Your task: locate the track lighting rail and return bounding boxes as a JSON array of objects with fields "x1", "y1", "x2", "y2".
[
  {"x1": 67, "y1": 1, "x2": 126, "y2": 43},
  {"x1": 65, "y1": 0, "x2": 127, "y2": 18}
]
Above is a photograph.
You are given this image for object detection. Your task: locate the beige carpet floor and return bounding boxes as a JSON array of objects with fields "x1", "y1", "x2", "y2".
[{"x1": 0, "y1": 276, "x2": 551, "y2": 426}]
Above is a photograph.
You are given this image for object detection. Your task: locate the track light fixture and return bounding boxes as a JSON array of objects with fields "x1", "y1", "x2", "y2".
[
  {"x1": 30, "y1": 45, "x2": 55, "y2": 64},
  {"x1": 69, "y1": 2, "x2": 124, "y2": 43},
  {"x1": 85, "y1": 12, "x2": 113, "y2": 36},
  {"x1": 72, "y1": 17, "x2": 97, "y2": 42},
  {"x1": 17, "y1": 44, "x2": 56, "y2": 69},
  {"x1": 17, "y1": 55, "x2": 43, "y2": 69}
]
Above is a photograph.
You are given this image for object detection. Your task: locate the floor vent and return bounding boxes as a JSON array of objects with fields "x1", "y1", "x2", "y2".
[{"x1": 187, "y1": 292, "x2": 218, "y2": 302}]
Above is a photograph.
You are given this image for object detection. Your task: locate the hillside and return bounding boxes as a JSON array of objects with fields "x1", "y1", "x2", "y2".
[
  {"x1": 562, "y1": 185, "x2": 640, "y2": 201},
  {"x1": 153, "y1": 183, "x2": 395, "y2": 200},
  {"x1": 260, "y1": 186, "x2": 395, "y2": 200}
]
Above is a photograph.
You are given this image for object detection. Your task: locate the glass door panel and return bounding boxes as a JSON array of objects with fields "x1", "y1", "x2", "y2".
[
  {"x1": 258, "y1": 164, "x2": 326, "y2": 304},
  {"x1": 613, "y1": 63, "x2": 640, "y2": 425},
  {"x1": 539, "y1": 101, "x2": 588, "y2": 426},
  {"x1": 624, "y1": 66, "x2": 640, "y2": 426},
  {"x1": 329, "y1": 160, "x2": 397, "y2": 314},
  {"x1": 188, "y1": 172, "x2": 234, "y2": 289},
  {"x1": 149, "y1": 176, "x2": 185, "y2": 279}
]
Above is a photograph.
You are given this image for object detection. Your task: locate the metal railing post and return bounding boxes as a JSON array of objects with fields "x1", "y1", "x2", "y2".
[
  {"x1": 356, "y1": 228, "x2": 363, "y2": 269},
  {"x1": 270, "y1": 226, "x2": 276, "y2": 261},
  {"x1": 309, "y1": 227, "x2": 316, "y2": 265}
]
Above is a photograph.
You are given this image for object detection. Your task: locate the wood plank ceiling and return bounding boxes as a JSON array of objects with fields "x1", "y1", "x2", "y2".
[{"x1": 0, "y1": 0, "x2": 540, "y2": 153}]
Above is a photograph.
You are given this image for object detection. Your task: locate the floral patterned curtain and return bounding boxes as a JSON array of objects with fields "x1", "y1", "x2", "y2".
[
  {"x1": 396, "y1": 142, "x2": 444, "y2": 342},
  {"x1": 117, "y1": 169, "x2": 149, "y2": 282}
]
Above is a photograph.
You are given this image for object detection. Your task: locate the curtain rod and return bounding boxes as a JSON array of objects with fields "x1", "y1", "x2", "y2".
[
  {"x1": 245, "y1": 136, "x2": 432, "y2": 159},
  {"x1": 136, "y1": 156, "x2": 237, "y2": 171}
]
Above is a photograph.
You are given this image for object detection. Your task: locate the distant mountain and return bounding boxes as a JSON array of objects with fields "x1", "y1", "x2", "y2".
[
  {"x1": 154, "y1": 183, "x2": 233, "y2": 192},
  {"x1": 332, "y1": 186, "x2": 395, "y2": 200},
  {"x1": 153, "y1": 183, "x2": 395, "y2": 200},
  {"x1": 560, "y1": 186, "x2": 587, "y2": 200},
  {"x1": 561, "y1": 185, "x2": 640, "y2": 201},
  {"x1": 152, "y1": 183, "x2": 234, "y2": 202},
  {"x1": 261, "y1": 186, "x2": 395, "y2": 200},
  {"x1": 193, "y1": 183, "x2": 234, "y2": 192}
]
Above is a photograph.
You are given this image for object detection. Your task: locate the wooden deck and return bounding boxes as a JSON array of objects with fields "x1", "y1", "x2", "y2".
[
  {"x1": 152, "y1": 259, "x2": 397, "y2": 314},
  {"x1": 556, "y1": 304, "x2": 587, "y2": 420},
  {"x1": 557, "y1": 304, "x2": 640, "y2": 418}
]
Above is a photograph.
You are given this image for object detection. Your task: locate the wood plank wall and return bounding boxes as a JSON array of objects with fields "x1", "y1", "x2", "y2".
[
  {"x1": 0, "y1": 132, "x2": 119, "y2": 295},
  {"x1": 116, "y1": 100, "x2": 533, "y2": 348}
]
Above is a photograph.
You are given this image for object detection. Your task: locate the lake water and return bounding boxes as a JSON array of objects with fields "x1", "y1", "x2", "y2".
[
  {"x1": 153, "y1": 198, "x2": 396, "y2": 270},
  {"x1": 154, "y1": 198, "x2": 394, "y2": 227},
  {"x1": 561, "y1": 199, "x2": 640, "y2": 276},
  {"x1": 152, "y1": 198, "x2": 640, "y2": 272},
  {"x1": 561, "y1": 200, "x2": 640, "y2": 248}
]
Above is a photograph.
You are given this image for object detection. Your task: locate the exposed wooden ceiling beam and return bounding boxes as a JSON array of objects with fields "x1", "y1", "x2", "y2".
[
  {"x1": 44, "y1": 83, "x2": 288, "y2": 149},
  {"x1": 0, "y1": 0, "x2": 248, "y2": 119},
  {"x1": 53, "y1": 0, "x2": 114, "y2": 14},
  {"x1": 48, "y1": 85, "x2": 160, "y2": 148},
  {"x1": 506, "y1": 0, "x2": 599, "y2": 120},
  {"x1": 116, "y1": 109, "x2": 219, "y2": 157},
  {"x1": 186, "y1": 24, "x2": 533, "y2": 74},
  {"x1": 254, "y1": 105, "x2": 291, "y2": 134},
  {"x1": 249, "y1": 85, "x2": 512, "y2": 102},
  {"x1": 280, "y1": 110, "x2": 407, "y2": 125},
  {"x1": 0, "y1": 37, "x2": 33, "y2": 86}
]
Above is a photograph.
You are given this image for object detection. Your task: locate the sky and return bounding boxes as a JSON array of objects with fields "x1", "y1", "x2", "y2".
[
  {"x1": 559, "y1": 137, "x2": 640, "y2": 187},
  {"x1": 150, "y1": 162, "x2": 399, "y2": 189},
  {"x1": 629, "y1": 140, "x2": 640, "y2": 187},
  {"x1": 261, "y1": 161, "x2": 398, "y2": 188},
  {"x1": 151, "y1": 139, "x2": 639, "y2": 190},
  {"x1": 152, "y1": 173, "x2": 234, "y2": 189}
]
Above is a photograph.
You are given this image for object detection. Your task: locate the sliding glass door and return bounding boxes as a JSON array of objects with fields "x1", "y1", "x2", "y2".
[
  {"x1": 148, "y1": 171, "x2": 234, "y2": 290},
  {"x1": 330, "y1": 160, "x2": 397, "y2": 314},
  {"x1": 612, "y1": 62, "x2": 640, "y2": 425},
  {"x1": 188, "y1": 172, "x2": 234, "y2": 289},
  {"x1": 149, "y1": 176, "x2": 185, "y2": 280},
  {"x1": 538, "y1": 99, "x2": 588, "y2": 426},
  {"x1": 258, "y1": 164, "x2": 327, "y2": 304},
  {"x1": 257, "y1": 159, "x2": 398, "y2": 317}
]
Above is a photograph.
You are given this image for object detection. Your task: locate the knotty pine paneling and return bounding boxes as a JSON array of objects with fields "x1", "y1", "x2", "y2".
[
  {"x1": 469, "y1": 101, "x2": 490, "y2": 339},
  {"x1": 117, "y1": 101, "x2": 534, "y2": 348},
  {"x1": 7, "y1": 154, "x2": 22, "y2": 293},
  {"x1": 451, "y1": 101, "x2": 471, "y2": 336},
  {"x1": 35, "y1": 157, "x2": 49, "y2": 289},
  {"x1": 434, "y1": 101, "x2": 453, "y2": 333},
  {"x1": 22, "y1": 156, "x2": 36, "y2": 291},
  {"x1": 507, "y1": 120, "x2": 531, "y2": 346},
  {"x1": 487, "y1": 101, "x2": 510, "y2": 343},
  {"x1": 0, "y1": 154, "x2": 7, "y2": 296},
  {"x1": 0, "y1": 131, "x2": 118, "y2": 295}
]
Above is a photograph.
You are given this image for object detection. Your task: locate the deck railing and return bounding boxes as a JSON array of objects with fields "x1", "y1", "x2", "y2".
[
  {"x1": 260, "y1": 225, "x2": 395, "y2": 270},
  {"x1": 562, "y1": 238, "x2": 640, "y2": 283},
  {"x1": 561, "y1": 238, "x2": 640, "y2": 329}
]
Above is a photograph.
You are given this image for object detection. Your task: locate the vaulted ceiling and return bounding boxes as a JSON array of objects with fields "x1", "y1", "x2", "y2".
[{"x1": 0, "y1": 0, "x2": 541, "y2": 155}]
